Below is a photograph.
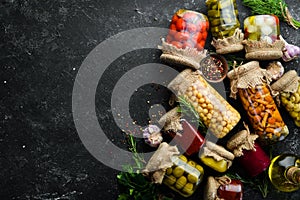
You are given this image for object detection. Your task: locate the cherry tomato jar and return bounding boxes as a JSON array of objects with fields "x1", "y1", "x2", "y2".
[
  {"x1": 163, "y1": 155, "x2": 204, "y2": 197},
  {"x1": 243, "y1": 15, "x2": 284, "y2": 60},
  {"x1": 159, "y1": 9, "x2": 209, "y2": 69},
  {"x1": 167, "y1": 9, "x2": 209, "y2": 50}
]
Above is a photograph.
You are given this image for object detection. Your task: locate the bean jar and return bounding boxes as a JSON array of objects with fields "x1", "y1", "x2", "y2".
[
  {"x1": 227, "y1": 61, "x2": 289, "y2": 145},
  {"x1": 158, "y1": 107, "x2": 206, "y2": 156},
  {"x1": 159, "y1": 9, "x2": 209, "y2": 69},
  {"x1": 243, "y1": 15, "x2": 285, "y2": 60},
  {"x1": 204, "y1": 176, "x2": 243, "y2": 200},
  {"x1": 206, "y1": 0, "x2": 244, "y2": 54},
  {"x1": 227, "y1": 124, "x2": 271, "y2": 177},
  {"x1": 271, "y1": 70, "x2": 300, "y2": 127},
  {"x1": 168, "y1": 69, "x2": 241, "y2": 139},
  {"x1": 163, "y1": 155, "x2": 204, "y2": 197}
]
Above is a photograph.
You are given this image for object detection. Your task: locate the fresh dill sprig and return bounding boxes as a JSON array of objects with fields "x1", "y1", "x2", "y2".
[{"x1": 242, "y1": 0, "x2": 300, "y2": 29}]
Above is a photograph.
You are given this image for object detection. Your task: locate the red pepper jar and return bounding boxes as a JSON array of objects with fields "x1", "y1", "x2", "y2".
[
  {"x1": 159, "y1": 9, "x2": 209, "y2": 69},
  {"x1": 227, "y1": 124, "x2": 271, "y2": 177},
  {"x1": 158, "y1": 108, "x2": 205, "y2": 156},
  {"x1": 205, "y1": 176, "x2": 243, "y2": 200}
]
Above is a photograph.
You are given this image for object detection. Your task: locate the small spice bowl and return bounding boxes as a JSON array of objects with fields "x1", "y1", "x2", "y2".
[{"x1": 199, "y1": 54, "x2": 228, "y2": 83}]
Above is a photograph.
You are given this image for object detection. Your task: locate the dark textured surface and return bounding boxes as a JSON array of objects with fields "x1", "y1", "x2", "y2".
[{"x1": 0, "y1": 0, "x2": 300, "y2": 199}]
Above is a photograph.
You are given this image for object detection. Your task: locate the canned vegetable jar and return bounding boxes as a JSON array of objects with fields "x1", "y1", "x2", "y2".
[
  {"x1": 227, "y1": 61, "x2": 289, "y2": 145},
  {"x1": 168, "y1": 69, "x2": 240, "y2": 139},
  {"x1": 163, "y1": 155, "x2": 204, "y2": 197},
  {"x1": 159, "y1": 9, "x2": 209, "y2": 69}
]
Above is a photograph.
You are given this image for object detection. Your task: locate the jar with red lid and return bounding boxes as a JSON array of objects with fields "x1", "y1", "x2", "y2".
[
  {"x1": 227, "y1": 124, "x2": 271, "y2": 177},
  {"x1": 204, "y1": 176, "x2": 243, "y2": 200},
  {"x1": 158, "y1": 107, "x2": 205, "y2": 156},
  {"x1": 243, "y1": 15, "x2": 285, "y2": 60},
  {"x1": 159, "y1": 9, "x2": 209, "y2": 69}
]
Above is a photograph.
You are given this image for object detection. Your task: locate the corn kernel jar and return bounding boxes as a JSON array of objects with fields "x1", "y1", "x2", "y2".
[
  {"x1": 206, "y1": 0, "x2": 244, "y2": 54},
  {"x1": 271, "y1": 70, "x2": 300, "y2": 127},
  {"x1": 243, "y1": 15, "x2": 284, "y2": 60},
  {"x1": 159, "y1": 9, "x2": 209, "y2": 69},
  {"x1": 227, "y1": 61, "x2": 289, "y2": 145},
  {"x1": 168, "y1": 69, "x2": 241, "y2": 139},
  {"x1": 163, "y1": 155, "x2": 204, "y2": 197}
]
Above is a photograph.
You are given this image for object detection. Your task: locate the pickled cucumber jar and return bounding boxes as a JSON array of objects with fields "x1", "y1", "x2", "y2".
[
  {"x1": 159, "y1": 9, "x2": 209, "y2": 69},
  {"x1": 271, "y1": 70, "x2": 300, "y2": 127},
  {"x1": 244, "y1": 15, "x2": 279, "y2": 43},
  {"x1": 243, "y1": 15, "x2": 284, "y2": 60},
  {"x1": 227, "y1": 61, "x2": 289, "y2": 145},
  {"x1": 168, "y1": 69, "x2": 241, "y2": 139},
  {"x1": 206, "y1": 0, "x2": 240, "y2": 39},
  {"x1": 163, "y1": 155, "x2": 204, "y2": 197}
]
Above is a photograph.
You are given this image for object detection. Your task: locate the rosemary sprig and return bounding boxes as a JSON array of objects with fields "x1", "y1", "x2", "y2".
[
  {"x1": 177, "y1": 96, "x2": 207, "y2": 132},
  {"x1": 227, "y1": 172, "x2": 270, "y2": 198},
  {"x1": 242, "y1": 0, "x2": 300, "y2": 29},
  {"x1": 223, "y1": 54, "x2": 244, "y2": 70}
]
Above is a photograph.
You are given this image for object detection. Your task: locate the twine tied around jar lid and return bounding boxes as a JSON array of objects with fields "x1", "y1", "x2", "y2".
[
  {"x1": 271, "y1": 70, "x2": 299, "y2": 94},
  {"x1": 227, "y1": 61, "x2": 268, "y2": 99},
  {"x1": 227, "y1": 122, "x2": 259, "y2": 157},
  {"x1": 204, "y1": 176, "x2": 232, "y2": 200}
]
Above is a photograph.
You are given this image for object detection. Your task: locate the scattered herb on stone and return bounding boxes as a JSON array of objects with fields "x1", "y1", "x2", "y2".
[
  {"x1": 242, "y1": 0, "x2": 300, "y2": 29},
  {"x1": 117, "y1": 134, "x2": 173, "y2": 200},
  {"x1": 177, "y1": 96, "x2": 207, "y2": 133}
]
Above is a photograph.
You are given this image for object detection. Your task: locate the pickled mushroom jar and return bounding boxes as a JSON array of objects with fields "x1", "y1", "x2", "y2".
[
  {"x1": 163, "y1": 155, "x2": 204, "y2": 197},
  {"x1": 227, "y1": 124, "x2": 271, "y2": 177},
  {"x1": 227, "y1": 61, "x2": 289, "y2": 145},
  {"x1": 168, "y1": 69, "x2": 241, "y2": 139},
  {"x1": 158, "y1": 107, "x2": 205, "y2": 156},
  {"x1": 271, "y1": 70, "x2": 300, "y2": 127},
  {"x1": 206, "y1": 0, "x2": 244, "y2": 54},
  {"x1": 243, "y1": 15, "x2": 285, "y2": 60},
  {"x1": 159, "y1": 9, "x2": 209, "y2": 69}
]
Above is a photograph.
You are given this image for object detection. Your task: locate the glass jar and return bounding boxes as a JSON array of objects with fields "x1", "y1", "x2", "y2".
[
  {"x1": 227, "y1": 128, "x2": 271, "y2": 177},
  {"x1": 204, "y1": 176, "x2": 243, "y2": 200},
  {"x1": 158, "y1": 108, "x2": 206, "y2": 156},
  {"x1": 168, "y1": 69, "x2": 241, "y2": 139},
  {"x1": 227, "y1": 61, "x2": 289, "y2": 145},
  {"x1": 206, "y1": 0, "x2": 240, "y2": 39},
  {"x1": 199, "y1": 141, "x2": 235, "y2": 173},
  {"x1": 163, "y1": 155, "x2": 204, "y2": 197},
  {"x1": 166, "y1": 9, "x2": 209, "y2": 50},
  {"x1": 271, "y1": 70, "x2": 300, "y2": 127},
  {"x1": 244, "y1": 15, "x2": 280, "y2": 44}
]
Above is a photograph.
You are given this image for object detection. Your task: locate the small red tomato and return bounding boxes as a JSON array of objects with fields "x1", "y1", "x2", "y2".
[
  {"x1": 200, "y1": 22, "x2": 207, "y2": 33},
  {"x1": 171, "y1": 14, "x2": 179, "y2": 24},
  {"x1": 197, "y1": 33, "x2": 203, "y2": 43},
  {"x1": 166, "y1": 35, "x2": 173, "y2": 43},
  {"x1": 187, "y1": 23, "x2": 197, "y2": 33},
  {"x1": 183, "y1": 41, "x2": 194, "y2": 49},
  {"x1": 170, "y1": 24, "x2": 177, "y2": 31},
  {"x1": 198, "y1": 40, "x2": 205, "y2": 48},
  {"x1": 171, "y1": 41, "x2": 183, "y2": 49},
  {"x1": 176, "y1": 18, "x2": 186, "y2": 31},
  {"x1": 201, "y1": 31, "x2": 208, "y2": 40},
  {"x1": 174, "y1": 32, "x2": 190, "y2": 42},
  {"x1": 196, "y1": 43, "x2": 204, "y2": 51}
]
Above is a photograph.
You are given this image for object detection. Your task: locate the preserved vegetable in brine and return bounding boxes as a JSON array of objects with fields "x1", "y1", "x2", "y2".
[
  {"x1": 227, "y1": 61, "x2": 289, "y2": 145},
  {"x1": 168, "y1": 69, "x2": 240, "y2": 139},
  {"x1": 159, "y1": 9, "x2": 209, "y2": 69},
  {"x1": 206, "y1": 0, "x2": 244, "y2": 54}
]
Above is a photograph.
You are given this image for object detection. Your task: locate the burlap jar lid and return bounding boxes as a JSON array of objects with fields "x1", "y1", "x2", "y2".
[
  {"x1": 227, "y1": 61, "x2": 267, "y2": 99},
  {"x1": 159, "y1": 39, "x2": 208, "y2": 70},
  {"x1": 211, "y1": 28, "x2": 244, "y2": 54},
  {"x1": 204, "y1": 176, "x2": 232, "y2": 200},
  {"x1": 158, "y1": 107, "x2": 182, "y2": 133},
  {"x1": 243, "y1": 39, "x2": 285, "y2": 60},
  {"x1": 271, "y1": 70, "x2": 299, "y2": 93}
]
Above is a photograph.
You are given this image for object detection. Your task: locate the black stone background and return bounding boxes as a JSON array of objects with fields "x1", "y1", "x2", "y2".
[{"x1": 0, "y1": 0, "x2": 300, "y2": 199}]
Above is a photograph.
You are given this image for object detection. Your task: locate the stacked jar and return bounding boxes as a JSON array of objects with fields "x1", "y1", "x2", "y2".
[{"x1": 159, "y1": 9, "x2": 209, "y2": 69}]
